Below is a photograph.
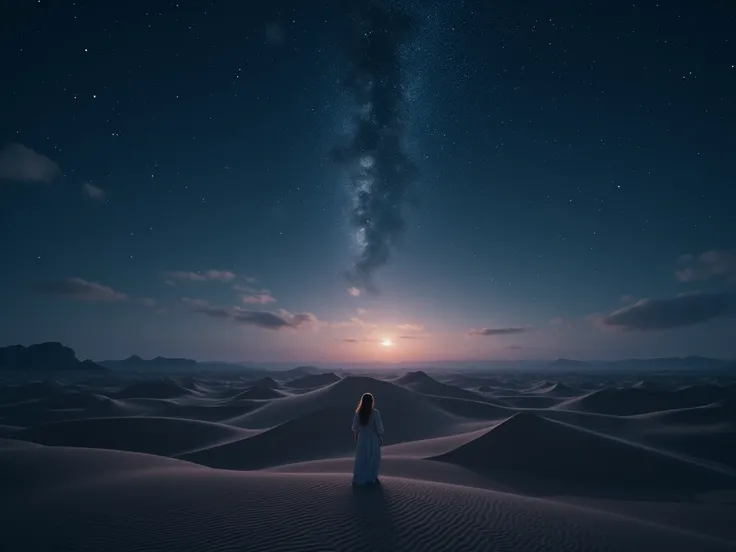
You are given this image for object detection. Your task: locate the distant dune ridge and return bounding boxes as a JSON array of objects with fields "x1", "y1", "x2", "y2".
[
  {"x1": 2, "y1": 343, "x2": 736, "y2": 550},
  {"x1": 285, "y1": 372, "x2": 342, "y2": 389},
  {"x1": 113, "y1": 378, "x2": 196, "y2": 399}
]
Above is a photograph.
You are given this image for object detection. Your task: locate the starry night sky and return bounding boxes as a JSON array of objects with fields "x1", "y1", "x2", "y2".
[{"x1": 1, "y1": 1, "x2": 735, "y2": 363}]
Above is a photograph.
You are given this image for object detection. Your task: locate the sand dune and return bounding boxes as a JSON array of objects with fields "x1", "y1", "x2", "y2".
[
  {"x1": 423, "y1": 394, "x2": 512, "y2": 419},
  {"x1": 234, "y1": 376, "x2": 459, "y2": 435},
  {"x1": 230, "y1": 385, "x2": 285, "y2": 400},
  {"x1": 271, "y1": 365, "x2": 320, "y2": 381},
  {"x1": 396, "y1": 371, "x2": 488, "y2": 401},
  {"x1": 490, "y1": 395, "x2": 565, "y2": 409},
  {"x1": 285, "y1": 372, "x2": 341, "y2": 389},
  {"x1": 557, "y1": 385, "x2": 734, "y2": 416},
  {"x1": 182, "y1": 378, "x2": 469, "y2": 469},
  {"x1": 432, "y1": 412, "x2": 736, "y2": 498},
  {"x1": 0, "y1": 442, "x2": 201, "y2": 499},
  {"x1": 0, "y1": 381, "x2": 62, "y2": 405},
  {"x1": 3, "y1": 367, "x2": 736, "y2": 550},
  {"x1": 633, "y1": 400, "x2": 735, "y2": 426},
  {"x1": 523, "y1": 381, "x2": 583, "y2": 398},
  {"x1": 0, "y1": 392, "x2": 143, "y2": 427},
  {"x1": 248, "y1": 376, "x2": 281, "y2": 389},
  {"x1": 17, "y1": 416, "x2": 253, "y2": 456},
  {"x1": 1, "y1": 444, "x2": 733, "y2": 552},
  {"x1": 113, "y1": 378, "x2": 196, "y2": 399},
  {"x1": 149, "y1": 401, "x2": 265, "y2": 422}
]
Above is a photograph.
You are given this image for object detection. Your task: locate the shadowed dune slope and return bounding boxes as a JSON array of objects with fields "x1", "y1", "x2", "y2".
[
  {"x1": 490, "y1": 395, "x2": 565, "y2": 409},
  {"x1": 17, "y1": 416, "x2": 252, "y2": 456},
  {"x1": 230, "y1": 386, "x2": 284, "y2": 400},
  {"x1": 396, "y1": 371, "x2": 488, "y2": 402},
  {"x1": 113, "y1": 379, "x2": 195, "y2": 400},
  {"x1": 423, "y1": 394, "x2": 512, "y2": 420},
  {"x1": 181, "y1": 406, "x2": 353, "y2": 469},
  {"x1": 0, "y1": 444, "x2": 202, "y2": 498},
  {"x1": 0, "y1": 381, "x2": 63, "y2": 405},
  {"x1": 285, "y1": 373, "x2": 341, "y2": 389},
  {"x1": 235, "y1": 376, "x2": 460, "y2": 432},
  {"x1": 0, "y1": 393, "x2": 146, "y2": 427},
  {"x1": 432, "y1": 412, "x2": 736, "y2": 496},
  {"x1": 248, "y1": 376, "x2": 281, "y2": 389},
  {"x1": 524, "y1": 382, "x2": 583, "y2": 398},
  {"x1": 633, "y1": 400, "x2": 736, "y2": 426},
  {"x1": 558, "y1": 385, "x2": 735, "y2": 416}
]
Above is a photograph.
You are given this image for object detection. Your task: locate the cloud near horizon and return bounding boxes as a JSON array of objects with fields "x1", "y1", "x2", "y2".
[
  {"x1": 601, "y1": 292, "x2": 736, "y2": 331},
  {"x1": 241, "y1": 292, "x2": 277, "y2": 305},
  {"x1": 676, "y1": 250, "x2": 736, "y2": 284},
  {"x1": 330, "y1": 317, "x2": 377, "y2": 330},
  {"x1": 167, "y1": 270, "x2": 236, "y2": 282},
  {"x1": 397, "y1": 323, "x2": 424, "y2": 332},
  {"x1": 468, "y1": 327, "x2": 527, "y2": 336},
  {"x1": 0, "y1": 143, "x2": 60, "y2": 183},
  {"x1": 38, "y1": 277, "x2": 128, "y2": 302},
  {"x1": 233, "y1": 284, "x2": 276, "y2": 305},
  {"x1": 182, "y1": 298, "x2": 319, "y2": 330}
]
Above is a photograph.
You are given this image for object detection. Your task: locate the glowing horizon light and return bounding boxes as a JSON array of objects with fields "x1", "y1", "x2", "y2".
[{"x1": 380, "y1": 338, "x2": 394, "y2": 347}]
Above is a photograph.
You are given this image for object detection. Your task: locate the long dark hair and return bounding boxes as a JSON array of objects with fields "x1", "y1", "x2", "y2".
[{"x1": 356, "y1": 392, "x2": 374, "y2": 426}]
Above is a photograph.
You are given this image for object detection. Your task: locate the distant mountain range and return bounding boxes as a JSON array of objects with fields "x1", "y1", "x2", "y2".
[
  {"x1": 549, "y1": 356, "x2": 736, "y2": 372},
  {"x1": 1, "y1": 342, "x2": 734, "y2": 372},
  {"x1": 0, "y1": 342, "x2": 104, "y2": 371}
]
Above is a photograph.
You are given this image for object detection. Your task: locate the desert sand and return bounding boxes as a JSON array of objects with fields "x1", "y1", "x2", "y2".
[{"x1": 1, "y1": 367, "x2": 736, "y2": 551}]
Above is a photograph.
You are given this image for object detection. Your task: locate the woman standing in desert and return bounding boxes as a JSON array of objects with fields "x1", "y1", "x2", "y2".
[{"x1": 352, "y1": 392, "x2": 384, "y2": 485}]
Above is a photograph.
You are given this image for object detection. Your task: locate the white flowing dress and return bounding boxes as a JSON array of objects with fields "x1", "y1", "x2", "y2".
[{"x1": 352, "y1": 409, "x2": 384, "y2": 485}]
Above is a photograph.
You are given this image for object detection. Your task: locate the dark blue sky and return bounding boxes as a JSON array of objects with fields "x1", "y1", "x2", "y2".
[{"x1": 2, "y1": 1, "x2": 735, "y2": 362}]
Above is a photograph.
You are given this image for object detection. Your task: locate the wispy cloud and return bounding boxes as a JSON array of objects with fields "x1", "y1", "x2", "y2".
[
  {"x1": 0, "y1": 143, "x2": 60, "y2": 183},
  {"x1": 357, "y1": 308, "x2": 370, "y2": 316},
  {"x1": 398, "y1": 334, "x2": 423, "y2": 339},
  {"x1": 601, "y1": 292, "x2": 736, "y2": 331},
  {"x1": 167, "y1": 270, "x2": 236, "y2": 282},
  {"x1": 38, "y1": 277, "x2": 128, "y2": 302},
  {"x1": 336, "y1": 337, "x2": 379, "y2": 343},
  {"x1": 331, "y1": 317, "x2": 377, "y2": 329},
  {"x1": 468, "y1": 327, "x2": 527, "y2": 336},
  {"x1": 234, "y1": 284, "x2": 276, "y2": 305},
  {"x1": 241, "y1": 292, "x2": 276, "y2": 305},
  {"x1": 82, "y1": 182, "x2": 106, "y2": 200},
  {"x1": 183, "y1": 298, "x2": 319, "y2": 331},
  {"x1": 676, "y1": 250, "x2": 736, "y2": 283},
  {"x1": 549, "y1": 317, "x2": 564, "y2": 326},
  {"x1": 397, "y1": 323, "x2": 424, "y2": 332},
  {"x1": 347, "y1": 286, "x2": 362, "y2": 297},
  {"x1": 137, "y1": 297, "x2": 157, "y2": 308}
]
